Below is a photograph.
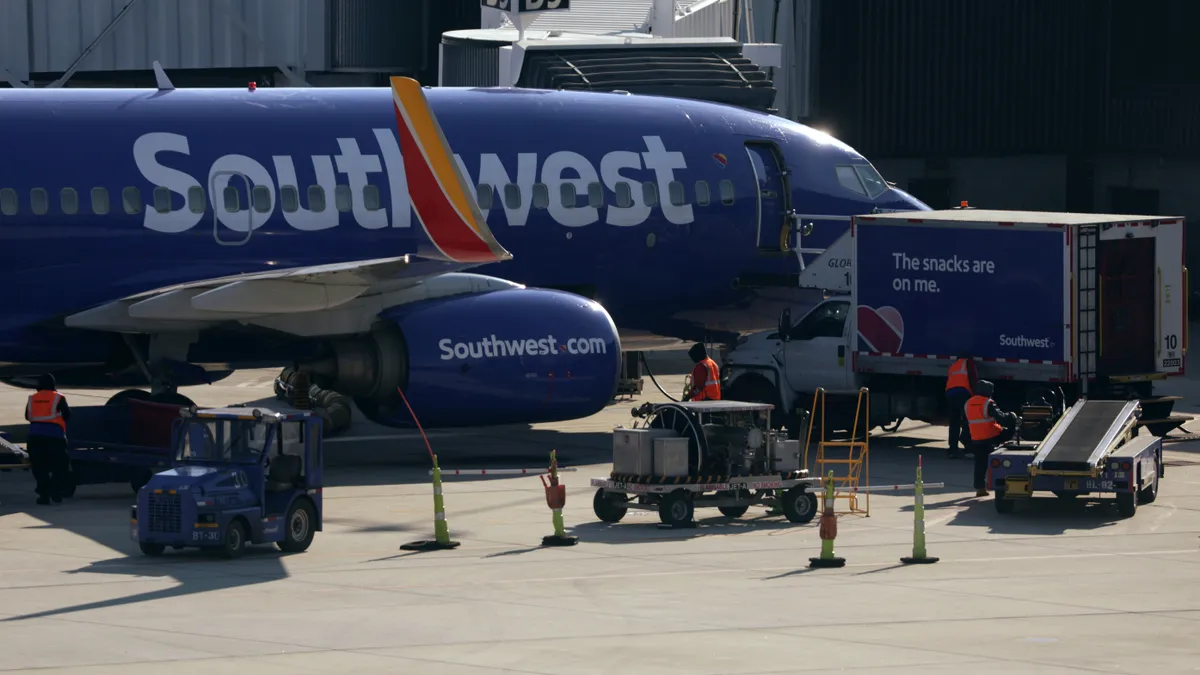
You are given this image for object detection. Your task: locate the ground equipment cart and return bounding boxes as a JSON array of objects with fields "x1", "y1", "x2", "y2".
[{"x1": 591, "y1": 400, "x2": 822, "y2": 527}]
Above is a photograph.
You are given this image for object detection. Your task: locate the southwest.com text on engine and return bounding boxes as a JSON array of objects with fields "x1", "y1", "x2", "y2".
[{"x1": 439, "y1": 335, "x2": 608, "y2": 360}]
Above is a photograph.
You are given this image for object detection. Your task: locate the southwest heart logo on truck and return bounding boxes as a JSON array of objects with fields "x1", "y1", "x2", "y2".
[{"x1": 857, "y1": 305, "x2": 904, "y2": 354}]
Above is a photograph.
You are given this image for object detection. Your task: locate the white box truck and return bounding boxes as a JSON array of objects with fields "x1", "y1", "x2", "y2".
[{"x1": 720, "y1": 209, "x2": 1188, "y2": 439}]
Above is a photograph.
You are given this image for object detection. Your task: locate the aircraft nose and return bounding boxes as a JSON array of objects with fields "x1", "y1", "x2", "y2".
[{"x1": 885, "y1": 185, "x2": 932, "y2": 212}]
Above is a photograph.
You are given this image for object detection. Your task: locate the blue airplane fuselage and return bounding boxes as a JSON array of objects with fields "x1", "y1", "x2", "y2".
[{"x1": 0, "y1": 85, "x2": 926, "y2": 379}]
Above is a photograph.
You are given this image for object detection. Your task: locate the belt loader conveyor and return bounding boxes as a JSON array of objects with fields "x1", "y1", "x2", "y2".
[{"x1": 989, "y1": 399, "x2": 1164, "y2": 518}]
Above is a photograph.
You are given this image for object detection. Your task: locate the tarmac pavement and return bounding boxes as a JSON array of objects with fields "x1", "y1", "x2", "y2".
[{"x1": 1, "y1": 354, "x2": 1200, "y2": 673}]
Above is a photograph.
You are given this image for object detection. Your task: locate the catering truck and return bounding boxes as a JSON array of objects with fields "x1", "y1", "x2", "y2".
[{"x1": 721, "y1": 209, "x2": 1188, "y2": 438}]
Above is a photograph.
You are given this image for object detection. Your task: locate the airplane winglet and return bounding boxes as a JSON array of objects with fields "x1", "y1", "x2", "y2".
[{"x1": 389, "y1": 77, "x2": 512, "y2": 265}]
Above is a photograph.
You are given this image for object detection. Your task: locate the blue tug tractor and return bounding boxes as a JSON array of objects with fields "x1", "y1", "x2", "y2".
[{"x1": 131, "y1": 406, "x2": 324, "y2": 558}]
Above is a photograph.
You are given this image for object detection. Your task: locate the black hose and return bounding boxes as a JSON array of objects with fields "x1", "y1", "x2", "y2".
[{"x1": 639, "y1": 352, "x2": 682, "y2": 402}]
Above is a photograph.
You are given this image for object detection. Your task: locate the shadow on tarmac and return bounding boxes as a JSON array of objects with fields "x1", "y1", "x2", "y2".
[
  {"x1": 0, "y1": 423, "x2": 617, "y2": 623},
  {"x1": 0, "y1": 486, "x2": 295, "y2": 622}
]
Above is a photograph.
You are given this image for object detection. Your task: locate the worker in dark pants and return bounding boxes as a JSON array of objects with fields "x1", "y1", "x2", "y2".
[
  {"x1": 24, "y1": 374, "x2": 71, "y2": 505},
  {"x1": 963, "y1": 379, "x2": 1016, "y2": 497},
  {"x1": 945, "y1": 350, "x2": 977, "y2": 458}
]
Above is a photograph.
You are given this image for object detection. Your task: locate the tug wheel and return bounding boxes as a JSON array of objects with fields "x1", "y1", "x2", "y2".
[
  {"x1": 222, "y1": 519, "x2": 248, "y2": 559},
  {"x1": 139, "y1": 542, "x2": 165, "y2": 557},
  {"x1": 277, "y1": 498, "x2": 316, "y2": 553}
]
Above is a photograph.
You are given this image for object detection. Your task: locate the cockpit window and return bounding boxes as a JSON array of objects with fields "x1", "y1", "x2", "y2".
[
  {"x1": 836, "y1": 166, "x2": 867, "y2": 197},
  {"x1": 836, "y1": 164, "x2": 890, "y2": 199},
  {"x1": 854, "y1": 165, "x2": 889, "y2": 198}
]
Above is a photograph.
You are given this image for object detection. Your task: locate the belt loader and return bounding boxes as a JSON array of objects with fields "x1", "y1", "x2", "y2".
[{"x1": 988, "y1": 399, "x2": 1162, "y2": 517}]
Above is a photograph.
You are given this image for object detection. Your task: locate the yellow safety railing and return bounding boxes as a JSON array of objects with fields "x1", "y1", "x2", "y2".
[{"x1": 803, "y1": 387, "x2": 871, "y2": 516}]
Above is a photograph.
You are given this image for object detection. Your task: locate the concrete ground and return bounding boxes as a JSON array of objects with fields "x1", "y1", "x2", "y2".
[{"x1": 2, "y1": 355, "x2": 1200, "y2": 674}]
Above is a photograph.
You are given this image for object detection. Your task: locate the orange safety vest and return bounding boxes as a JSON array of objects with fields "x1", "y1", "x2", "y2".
[
  {"x1": 691, "y1": 357, "x2": 722, "y2": 401},
  {"x1": 26, "y1": 390, "x2": 66, "y2": 432},
  {"x1": 945, "y1": 358, "x2": 972, "y2": 392},
  {"x1": 964, "y1": 394, "x2": 1002, "y2": 441}
]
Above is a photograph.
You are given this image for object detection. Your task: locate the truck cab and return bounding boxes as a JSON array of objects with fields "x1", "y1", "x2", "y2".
[
  {"x1": 131, "y1": 406, "x2": 323, "y2": 558},
  {"x1": 724, "y1": 298, "x2": 883, "y2": 435}
]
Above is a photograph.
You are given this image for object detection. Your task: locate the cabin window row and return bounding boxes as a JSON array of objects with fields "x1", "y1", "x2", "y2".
[
  {"x1": 0, "y1": 178, "x2": 738, "y2": 217},
  {"x1": 0, "y1": 185, "x2": 383, "y2": 217},
  {"x1": 475, "y1": 179, "x2": 737, "y2": 211}
]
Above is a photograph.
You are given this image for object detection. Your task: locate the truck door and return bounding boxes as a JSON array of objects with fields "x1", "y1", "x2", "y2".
[
  {"x1": 781, "y1": 300, "x2": 854, "y2": 392},
  {"x1": 1099, "y1": 237, "x2": 1156, "y2": 375},
  {"x1": 744, "y1": 142, "x2": 794, "y2": 254}
]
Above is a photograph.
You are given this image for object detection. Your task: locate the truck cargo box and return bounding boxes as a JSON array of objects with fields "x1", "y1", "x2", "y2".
[{"x1": 851, "y1": 210, "x2": 1186, "y2": 390}]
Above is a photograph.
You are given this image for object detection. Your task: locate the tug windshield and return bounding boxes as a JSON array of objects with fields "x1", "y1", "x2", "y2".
[{"x1": 176, "y1": 419, "x2": 269, "y2": 464}]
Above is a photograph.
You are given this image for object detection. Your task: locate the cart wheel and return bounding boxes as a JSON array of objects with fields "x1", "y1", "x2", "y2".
[
  {"x1": 593, "y1": 489, "x2": 628, "y2": 523},
  {"x1": 716, "y1": 490, "x2": 749, "y2": 518},
  {"x1": 1116, "y1": 490, "x2": 1137, "y2": 518},
  {"x1": 221, "y1": 519, "x2": 248, "y2": 559},
  {"x1": 718, "y1": 505, "x2": 749, "y2": 518},
  {"x1": 780, "y1": 486, "x2": 818, "y2": 524},
  {"x1": 139, "y1": 542, "x2": 165, "y2": 557},
  {"x1": 658, "y1": 489, "x2": 693, "y2": 527},
  {"x1": 994, "y1": 488, "x2": 1014, "y2": 514},
  {"x1": 1139, "y1": 463, "x2": 1159, "y2": 504},
  {"x1": 277, "y1": 498, "x2": 316, "y2": 553}
]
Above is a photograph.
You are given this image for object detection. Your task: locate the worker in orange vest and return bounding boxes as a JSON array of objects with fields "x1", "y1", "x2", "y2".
[
  {"x1": 945, "y1": 350, "x2": 977, "y2": 458},
  {"x1": 24, "y1": 374, "x2": 72, "y2": 505},
  {"x1": 684, "y1": 343, "x2": 721, "y2": 401},
  {"x1": 964, "y1": 380, "x2": 1017, "y2": 497}
]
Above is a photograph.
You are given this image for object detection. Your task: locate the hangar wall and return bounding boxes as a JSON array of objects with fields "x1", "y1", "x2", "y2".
[
  {"x1": 809, "y1": 0, "x2": 1200, "y2": 284},
  {"x1": 0, "y1": 0, "x2": 477, "y2": 87}
]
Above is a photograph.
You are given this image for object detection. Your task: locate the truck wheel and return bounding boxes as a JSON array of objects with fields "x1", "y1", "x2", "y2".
[
  {"x1": 593, "y1": 489, "x2": 627, "y2": 523},
  {"x1": 658, "y1": 489, "x2": 694, "y2": 527},
  {"x1": 781, "y1": 486, "x2": 818, "y2": 524},
  {"x1": 727, "y1": 376, "x2": 784, "y2": 429},
  {"x1": 221, "y1": 519, "x2": 248, "y2": 559},
  {"x1": 139, "y1": 542, "x2": 165, "y2": 557},
  {"x1": 1116, "y1": 491, "x2": 1137, "y2": 518},
  {"x1": 1137, "y1": 465, "x2": 1158, "y2": 505},
  {"x1": 994, "y1": 488, "x2": 1014, "y2": 514},
  {"x1": 277, "y1": 499, "x2": 316, "y2": 553}
]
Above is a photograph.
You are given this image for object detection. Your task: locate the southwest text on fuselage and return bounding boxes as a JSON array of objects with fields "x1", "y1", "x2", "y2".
[{"x1": 132, "y1": 131, "x2": 695, "y2": 234}]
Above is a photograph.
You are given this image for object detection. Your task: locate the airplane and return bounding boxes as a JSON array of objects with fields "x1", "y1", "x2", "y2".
[{"x1": 0, "y1": 76, "x2": 928, "y2": 430}]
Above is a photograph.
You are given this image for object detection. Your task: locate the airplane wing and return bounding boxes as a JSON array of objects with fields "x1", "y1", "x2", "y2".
[{"x1": 64, "y1": 78, "x2": 515, "y2": 337}]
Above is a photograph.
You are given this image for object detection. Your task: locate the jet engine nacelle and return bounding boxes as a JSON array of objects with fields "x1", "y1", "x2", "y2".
[{"x1": 300, "y1": 288, "x2": 622, "y2": 428}]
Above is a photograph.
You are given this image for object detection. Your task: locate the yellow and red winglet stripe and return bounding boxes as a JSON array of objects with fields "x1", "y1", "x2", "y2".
[{"x1": 389, "y1": 77, "x2": 512, "y2": 264}]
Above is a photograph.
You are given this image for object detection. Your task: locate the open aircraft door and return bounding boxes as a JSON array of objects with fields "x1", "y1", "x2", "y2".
[{"x1": 744, "y1": 141, "x2": 795, "y2": 255}]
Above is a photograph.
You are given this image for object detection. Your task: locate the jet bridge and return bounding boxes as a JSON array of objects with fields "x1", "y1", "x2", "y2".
[{"x1": 1030, "y1": 400, "x2": 1141, "y2": 474}]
